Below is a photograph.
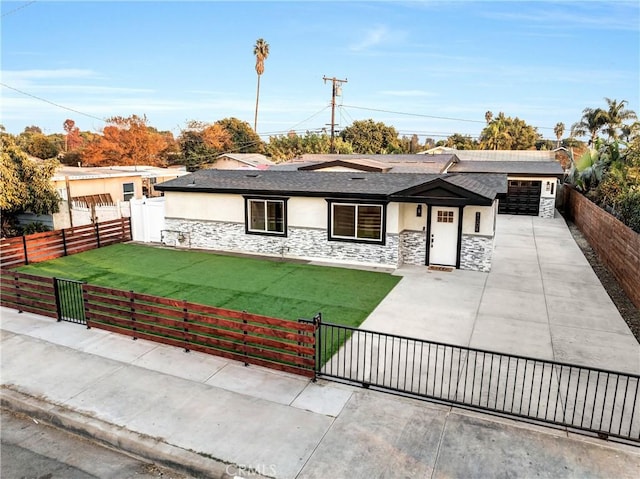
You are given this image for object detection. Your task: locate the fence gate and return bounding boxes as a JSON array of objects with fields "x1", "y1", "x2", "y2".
[{"x1": 53, "y1": 278, "x2": 86, "y2": 325}]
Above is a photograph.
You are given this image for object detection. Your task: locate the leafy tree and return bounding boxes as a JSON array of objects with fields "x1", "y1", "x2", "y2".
[
  {"x1": 266, "y1": 131, "x2": 352, "y2": 162},
  {"x1": 23, "y1": 125, "x2": 42, "y2": 134},
  {"x1": 215, "y1": 117, "x2": 264, "y2": 154},
  {"x1": 479, "y1": 112, "x2": 540, "y2": 150},
  {"x1": 23, "y1": 133, "x2": 60, "y2": 159},
  {"x1": 443, "y1": 133, "x2": 478, "y2": 150},
  {"x1": 571, "y1": 107, "x2": 607, "y2": 145},
  {"x1": 1, "y1": 134, "x2": 60, "y2": 237},
  {"x1": 81, "y1": 115, "x2": 169, "y2": 167},
  {"x1": 339, "y1": 119, "x2": 401, "y2": 154},
  {"x1": 253, "y1": 38, "x2": 270, "y2": 132}
]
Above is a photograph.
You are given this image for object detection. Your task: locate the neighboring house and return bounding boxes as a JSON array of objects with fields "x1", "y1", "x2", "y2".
[
  {"x1": 18, "y1": 165, "x2": 187, "y2": 230},
  {"x1": 202, "y1": 153, "x2": 274, "y2": 170},
  {"x1": 155, "y1": 169, "x2": 506, "y2": 272}
]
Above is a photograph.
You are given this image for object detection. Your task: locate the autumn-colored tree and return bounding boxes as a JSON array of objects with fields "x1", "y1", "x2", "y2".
[
  {"x1": 177, "y1": 120, "x2": 234, "y2": 171},
  {"x1": 82, "y1": 115, "x2": 168, "y2": 167},
  {"x1": 1, "y1": 134, "x2": 60, "y2": 237},
  {"x1": 63, "y1": 119, "x2": 83, "y2": 151}
]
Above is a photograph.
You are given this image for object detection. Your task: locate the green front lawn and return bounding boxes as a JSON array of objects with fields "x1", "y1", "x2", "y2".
[{"x1": 18, "y1": 243, "x2": 400, "y2": 328}]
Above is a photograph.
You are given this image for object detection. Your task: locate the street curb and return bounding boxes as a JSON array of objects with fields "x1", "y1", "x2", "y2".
[{"x1": 1, "y1": 386, "x2": 271, "y2": 479}]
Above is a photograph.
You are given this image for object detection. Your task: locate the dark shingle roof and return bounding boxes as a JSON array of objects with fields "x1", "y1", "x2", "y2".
[
  {"x1": 271, "y1": 154, "x2": 456, "y2": 174},
  {"x1": 448, "y1": 160, "x2": 564, "y2": 176},
  {"x1": 156, "y1": 170, "x2": 503, "y2": 201}
]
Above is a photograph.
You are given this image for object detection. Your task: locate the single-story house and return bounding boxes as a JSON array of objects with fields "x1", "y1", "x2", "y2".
[
  {"x1": 19, "y1": 165, "x2": 188, "y2": 230},
  {"x1": 155, "y1": 169, "x2": 506, "y2": 272},
  {"x1": 202, "y1": 153, "x2": 274, "y2": 170}
]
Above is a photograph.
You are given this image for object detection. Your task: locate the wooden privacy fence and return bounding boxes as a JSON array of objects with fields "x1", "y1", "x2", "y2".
[
  {"x1": 83, "y1": 284, "x2": 317, "y2": 378},
  {"x1": 0, "y1": 218, "x2": 131, "y2": 269},
  {"x1": 0, "y1": 270, "x2": 57, "y2": 319}
]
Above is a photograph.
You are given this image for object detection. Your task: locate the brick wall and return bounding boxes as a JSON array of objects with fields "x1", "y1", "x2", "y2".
[{"x1": 564, "y1": 187, "x2": 640, "y2": 309}]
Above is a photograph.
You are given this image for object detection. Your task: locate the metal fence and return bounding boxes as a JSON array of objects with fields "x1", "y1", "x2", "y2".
[
  {"x1": 53, "y1": 278, "x2": 86, "y2": 324},
  {"x1": 309, "y1": 317, "x2": 639, "y2": 443}
]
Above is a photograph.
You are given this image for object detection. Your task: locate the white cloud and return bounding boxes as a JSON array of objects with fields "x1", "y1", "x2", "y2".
[{"x1": 349, "y1": 25, "x2": 393, "y2": 52}]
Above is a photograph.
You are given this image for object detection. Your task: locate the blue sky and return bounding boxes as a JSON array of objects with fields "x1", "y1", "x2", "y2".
[{"x1": 1, "y1": 1, "x2": 638, "y2": 143}]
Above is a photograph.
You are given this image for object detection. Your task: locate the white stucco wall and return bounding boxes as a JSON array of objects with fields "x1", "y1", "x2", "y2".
[
  {"x1": 164, "y1": 192, "x2": 244, "y2": 222},
  {"x1": 288, "y1": 197, "x2": 326, "y2": 228},
  {"x1": 461, "y1": 202, "x2": 497, "y2": 236},
  {"x1": 399, "y1": 203, "x2": 427, "y2": 232}
]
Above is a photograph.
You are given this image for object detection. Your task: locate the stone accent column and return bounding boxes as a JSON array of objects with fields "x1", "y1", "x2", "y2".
[
  {"x1": 459, "y1": 234, "x2": 494, "y2": 272},
  {"x1": 399, "y1": 230, "x2": 426, "y2": 266},
  {"x1": 539, "y1": 197, "x2": 556, "y2": 219}
]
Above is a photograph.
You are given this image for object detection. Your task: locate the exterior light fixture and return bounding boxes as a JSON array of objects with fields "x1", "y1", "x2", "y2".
[{"x1": 416, "y1": 204, "x2": 422, "y2": 217}]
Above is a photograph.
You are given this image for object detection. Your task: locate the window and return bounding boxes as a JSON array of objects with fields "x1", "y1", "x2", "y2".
[
  {"x1": 123, "y1": 182, "x2": 134, "y2": 201},
  {"x1": 246, "y1": 198, "x2": 286, "y2": 236},
  {"x1": 330, "y1": 202, "x2": 384, "y2": 243},
  {"x1": 437, "y1": 210, "x2": 454, "y2": 223}
]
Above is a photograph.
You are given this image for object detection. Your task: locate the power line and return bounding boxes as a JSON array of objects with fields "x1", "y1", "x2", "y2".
[
  {"x1": 1, "y1": 1, "x2": 36, "y2": 18},
  {"x1": 341, "y1": 104, "x2": 556, "y2": 131},
  {"x1": 1, "y1": 82, "x2": 106, "y2": 122}
]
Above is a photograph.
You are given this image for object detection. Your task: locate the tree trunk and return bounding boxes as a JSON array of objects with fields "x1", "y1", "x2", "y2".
[{"x1": 254, "y1": 74, "x2": 261, "y2": 132}]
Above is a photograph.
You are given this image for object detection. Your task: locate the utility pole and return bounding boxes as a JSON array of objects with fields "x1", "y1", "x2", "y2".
[{"x1": 323, "y1": 76, "x2": 347, "y2": 153}]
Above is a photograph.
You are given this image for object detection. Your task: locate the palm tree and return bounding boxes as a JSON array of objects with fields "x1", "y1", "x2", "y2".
[
  {"x1": 253, "y1": 38, "x2": 270, "y2": 132},
  {"x1": 481, "y1": 112, "x2": 511, "y2": 150},
  {"x1": 554, "y1": 122, "x2": 565, "y2": 148},
  {"x1": 484, "y1": 110, "x2": 493, "y2": 124},
  {"x1": 602, "y1": 98, "x2": 637, "y2": 140},
  {"x1": 571, "y1": 107, "x2": 607, "y2": 146}
]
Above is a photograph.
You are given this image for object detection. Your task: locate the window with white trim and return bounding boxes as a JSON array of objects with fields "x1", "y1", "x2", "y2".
[
  {"x1": 247, "y1": 198, "x2": 286, "y2": 235},
  {"x1": 122, "y1": 182, "x2": 134, "y2": 201},
  {"x1": 330, "y1": 202, "x2": 383, "y2": 242}
]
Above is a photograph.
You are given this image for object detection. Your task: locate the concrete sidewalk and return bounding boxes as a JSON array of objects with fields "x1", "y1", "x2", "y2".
[
  {"x1": 362, "y1": 214, "x2": 640, "y2": 374},
  {"x1": 2, "y1": 308, "x2": 639, "y2": 478}
]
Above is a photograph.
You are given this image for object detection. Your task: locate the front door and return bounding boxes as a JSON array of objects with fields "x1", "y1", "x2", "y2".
[{"x1": 429, "y1": 207, "x2": 458, "y2": 266}]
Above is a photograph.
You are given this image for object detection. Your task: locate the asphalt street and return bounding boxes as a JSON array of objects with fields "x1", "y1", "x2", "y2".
[{"x1": 1, "y1": 408, "x2": 189, "y2": 479}]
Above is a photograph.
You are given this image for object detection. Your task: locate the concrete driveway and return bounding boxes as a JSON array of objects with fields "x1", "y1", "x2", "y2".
[{"x1": 361, "y1": 213, "x2": 640, "y2": 374}]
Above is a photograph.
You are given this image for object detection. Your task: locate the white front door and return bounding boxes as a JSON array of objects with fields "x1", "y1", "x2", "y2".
[{"x1": 429, "y1": 207, "x2": 458, "y2": 266}]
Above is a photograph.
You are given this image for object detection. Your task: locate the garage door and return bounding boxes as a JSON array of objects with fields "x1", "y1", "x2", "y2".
[{"x1": 498, "y1": 180, "x2": 541, "y2": 215}]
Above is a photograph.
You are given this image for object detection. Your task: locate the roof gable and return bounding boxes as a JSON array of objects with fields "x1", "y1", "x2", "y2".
[
  {"x1": 298, "y1": 158, "x2": 390, "y2": 173},
  {"x1": 391, "y1": 176, "x2": 496, "y2": 205}
]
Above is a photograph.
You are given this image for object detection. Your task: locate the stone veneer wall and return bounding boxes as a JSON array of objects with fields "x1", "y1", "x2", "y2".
[
  {"x1": 164, "y1": 218, "x2": 400, "y2": 267},
  {"x1": 539, "y1": 197, "x2": 556, "y2": 219},
  {"x1": 399, "y1": 230, "x2": 426, "y2": 266},
  {"x1": 459, "y1": 234, "x2": 493, "y2": 272}
]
